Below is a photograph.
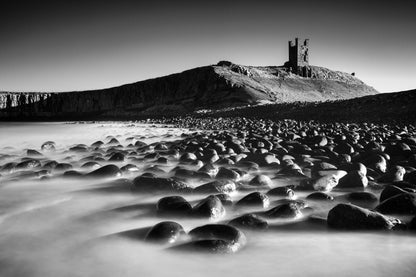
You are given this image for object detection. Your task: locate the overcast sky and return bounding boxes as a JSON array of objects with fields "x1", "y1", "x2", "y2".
[{"x1": 1, "y1": 0, "x2": 415, "y2": 92}]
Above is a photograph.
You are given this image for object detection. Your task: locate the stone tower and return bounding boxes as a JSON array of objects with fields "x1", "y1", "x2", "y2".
[{"x1": 287, "y1": 38, "x2": 311, "y2": 77}]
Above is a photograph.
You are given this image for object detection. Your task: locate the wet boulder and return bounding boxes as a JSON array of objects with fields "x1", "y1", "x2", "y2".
[
  {"x1": 347, "y1": 192, "x2": 378, "y2": 203},
  {"x1": 306, "y1": 192, "x2": 334, "y2": 201},
  {"x1": 229, "y1": 214, "x2": 268, "y2": 230},
  {"x1": 379, "y1": 185, "x2": 410, "y2": 202},
  {"x1": 215, "y1": 193, "x2": 233, "y2": 205},
  {"x1": 15, "y1": 159, "x2": 41, "y2": 170},
  {"x1": 248, "y1": 175, "x2": 272, "y2": 188},
  {"x1": 41, "y1": 141, "x2": 56, "y2": 151},
  {"x1": 192, "y1": 195, "x2": 225, "y2": 219},
  {"x1": 327, "y1": 203, "x2": 400, "y2": 230},
  {"x1": 267, "y1": 187, "x2": 295, "y2": 199},
  {"x1": 156, "y1": 196, "x2": 192, "y2": 216},
  {"x1": 216, "y1": 167, "x2": 240, "y2": 180},
  {"x1": 174, "y1": 224, "x2": 246, "y2": 253},
  {"x1": 194, "y1": 180, "x2": 236, "y2": 194},
  {"x1": 26, "y1": 149, "x2": 42, "y2": 157},
  {"x1": 264, "y1": 202, "x2": 303, "y2": 218},
  {"x1": 109, "y1": 152, "x2": 125, "y2": 161},
  {"x1": 86, "y1": 164, "x2": 122, "y2": 178},
  {"x1": 375, "y1": 193, "x2": 416, "y2": 215},
  {"x1": 378, "y1": 165, "x2": 406, "y2": 183},
  {"x1": 145, "y1": 221, "x2": 185, "y2": 243},
  {"x1": 337, "y1": 170, "x2": 368, "y2": 189},
  {"x1": 132, "y1": 176, "x2": 192, "y2": 193},
  {"x1": 236, "y1": 192, "x2": 270, "y2": 208}
]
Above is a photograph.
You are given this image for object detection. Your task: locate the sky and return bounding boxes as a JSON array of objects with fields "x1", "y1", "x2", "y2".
[{"x1": 0, "y1": 0, "x2": 415, "y2": 93}]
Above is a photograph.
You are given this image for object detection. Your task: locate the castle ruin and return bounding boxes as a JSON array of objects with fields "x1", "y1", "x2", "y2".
[{"x1": 286, "y1": 37, "x2": 312, "y2": 77}]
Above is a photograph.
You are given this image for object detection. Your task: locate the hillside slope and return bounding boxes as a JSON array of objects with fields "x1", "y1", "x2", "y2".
[
  {"x1": 0, "y1": 61, "x2": 378, "y2": 119},
  {"x1": 206, "y1": 89, "x2": 416, "y2": 123}
]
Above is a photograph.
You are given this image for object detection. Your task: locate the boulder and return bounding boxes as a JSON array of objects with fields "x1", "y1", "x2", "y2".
[
  {"x1": 132, "y1": 176, "x2": 192, "y2": 193},
  {"x1": 145, "y1": 221, "x2": 185, "y2": 243},
  {"x1": 327, "y1": 203, "x2": 400, "y2": 230},
  {"x1": 192, "y1": 195, "x2": 225, "y2": 219},
  {"x1": 375, "y1": 193, "x2": 416, "y2": 215}
]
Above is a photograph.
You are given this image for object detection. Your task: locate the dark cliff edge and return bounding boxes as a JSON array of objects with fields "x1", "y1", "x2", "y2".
[{"x1": 0, "y1": 62, "x2": 378, "y2": 120}]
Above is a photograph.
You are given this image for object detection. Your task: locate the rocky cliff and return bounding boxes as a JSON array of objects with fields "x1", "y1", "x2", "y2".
[{"x1": 0, "y1": 61, "x2": 378, "y2": 120}]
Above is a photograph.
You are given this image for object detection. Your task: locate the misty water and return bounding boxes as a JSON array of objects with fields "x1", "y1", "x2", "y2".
[{"x1": 0, "y1": 122, "x2": 415, "y2": 277}]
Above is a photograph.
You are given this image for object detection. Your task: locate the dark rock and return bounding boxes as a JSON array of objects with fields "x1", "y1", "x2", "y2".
[
  {"x1": 120, "y1": 164, "x2": 139, "y2": 173},
  {"x1": 337, "y1": 170, "x2": 368, "y2": 188},
  {"x1": 347, "y1": 192, "x2": 378, "y2": 202},
  {"x1": 379, "y1": 185, "x2": 409, "y2": 202},
  {"x1": 229, "y1": 214, "x2": 268, "y2": 230},
  {"x1": 55, "y1": 163, "x2": 73, "y2": 171},
  {"x1": 86, "y1": 164, "x2": 122, "y2": 178},
  {"x1": 215, "y1": 193, "x2": 233, "y2": 205},
  {"x1": 156, "y1": 196, "x2": 192, "y2": 216},
  {"x1": 306, "y1": 192, "x2": 334, "y2": 201},
  {"x1": 264, "y1": 202, "x2": 303, "y2": 218},
  {"x1": 194, "y1": 180, "x2": 236, "y2": 194},
  {"x1": 144, "y1": 221, "x2": 185, "y2": 243},
  {"x1": 15, "y1": 159, "x2": 41, "y2": 170},
  {"x1": 192, "y1": 195, "x2": 225, "y2": 219},
  {"x1": 26, "y1": 149, "x2": 42, "y2": 156},
  {"x1": 267, "y1": 187, "x2": 295, "y2": 198},
  {"x1": 378, "y1": 165, "x2": 406, "y2": 183},
  {"x1": 216, "y1": 167, "x2": 240, "y2": 180},
  {"x1": 327, "y1": 203, "x2": 400, "y2": 230},
  {"x1": 109, "y1": 152, "x2": 125, "y2": 161},
  {"x1": 375, "y1": 193, "x2": 416, "y2": 215},
  {"x1": 236, "y1": 192, "x2": 270, "y2": 208},
  {"x1": 248, "y1": 175, "x2": 272, "y2": 188},
  {"x1": 132, "y1": 176, "x2": 192, "y2": 193},
  {"x1": 41, "y1": 141, "x2": 56, "y2": 151}
]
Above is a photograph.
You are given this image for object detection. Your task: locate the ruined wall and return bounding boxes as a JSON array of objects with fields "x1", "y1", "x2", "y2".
[{"x1": 288, "y1": 38, "x2": 310, "y2": 76}]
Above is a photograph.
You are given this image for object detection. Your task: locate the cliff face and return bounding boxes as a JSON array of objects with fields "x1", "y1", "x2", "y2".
[{"x1": 0, "y1": 62, "x2": 378, "y2": 119}]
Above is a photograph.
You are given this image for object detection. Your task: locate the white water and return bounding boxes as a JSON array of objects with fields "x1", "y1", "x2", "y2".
[{"x1": 0, "y1": 122, "x2": 415, "y2": 277}]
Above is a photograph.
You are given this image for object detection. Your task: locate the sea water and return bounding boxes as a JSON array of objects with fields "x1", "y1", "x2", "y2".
[{"x1": 0, "y1": 122, "x2": 415, "y2": 277}]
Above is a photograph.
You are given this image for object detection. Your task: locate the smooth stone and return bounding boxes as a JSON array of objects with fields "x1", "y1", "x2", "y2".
[
  {"x1": 236, "y1": 192, "x2": 270, "y2": 208},
  {"x1": 375, "y1": 193, "x2": 416, "y2": 215},
  {"x1": 145, "y1": 221, "x2": 185, "y2": 243},
  {"x1": 86, "y1": 164, "x2": 122, "y2": 178},
  {"x1": 215, "y1": 193, "x2": 233, "y2": 205},
  {"x1": 192, "y1": 195, "x2": 225, "y2": 219},
  {"x1": 228, "y1": 214, "x2": 268, "y2": 230},
  {"x1": 267, "y1": 187, "x2": 295, "y2": 199},
  {"x1": 26, "y1": 149, "x2": 42, "y2": 156},
  {"x1": 55, "y1": 163, "x2": 73, "y2": 171},
  {"x1": 41, "y1": 141, "x2": 56, "y2": 151},
  {"x1": 174, "y1": 224, "x2": 246, "y2": 253},
  {"x1": 81, "y1": 161, "x2": 101, "y2": 169},
  {"x1": 120, "y1": 164, "x2": 139, "y2": 172},
  {"x1": 15, "y1": 159, "x2": 41, "y2": 170},
  {"x1": 194, "y1": 180, "x2": 236, "y2": 194},
  {"x1": 306, "y1": 192, "x2": 334, "y2": 201},
  {"x1": 109, "y1": 152, "x2": 125, "y2": 161},
  {"x1": 216, "y1": 167, "x2": 240, "y2": 180},
  {"x1": 198, "y1": 163, "x2": 218, "y2": 176},
  {"x1": 156, "y1": 196, "x2": 192, "y2": 216},
  {"x1": 248, "y1": 175, "x2": 272, "y2": 188},
  {"x1": 380, "y1": 185, "x2": 410, "y2": 202},
  {"x1": 347, "y1": 192, "x2": 378, "y2": 202},
  {"x1": 264, "y1": 202, "x2": 303, "y2": 218},
  {"x1": 378, "y1": 165, "x2": 406, "y2": 183},
  {"x1": 132, "y1": 176, "x2": 192, "y2": 193},
  {"x1": 327, "y1": 203, "x2": 400, "y2": 230},
  {"x1": 337, "y1": 170, "x2": 368, "y2": 188},
  {"x1": 310, "y1": 174, "x2": 340, "y2": 192}
]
